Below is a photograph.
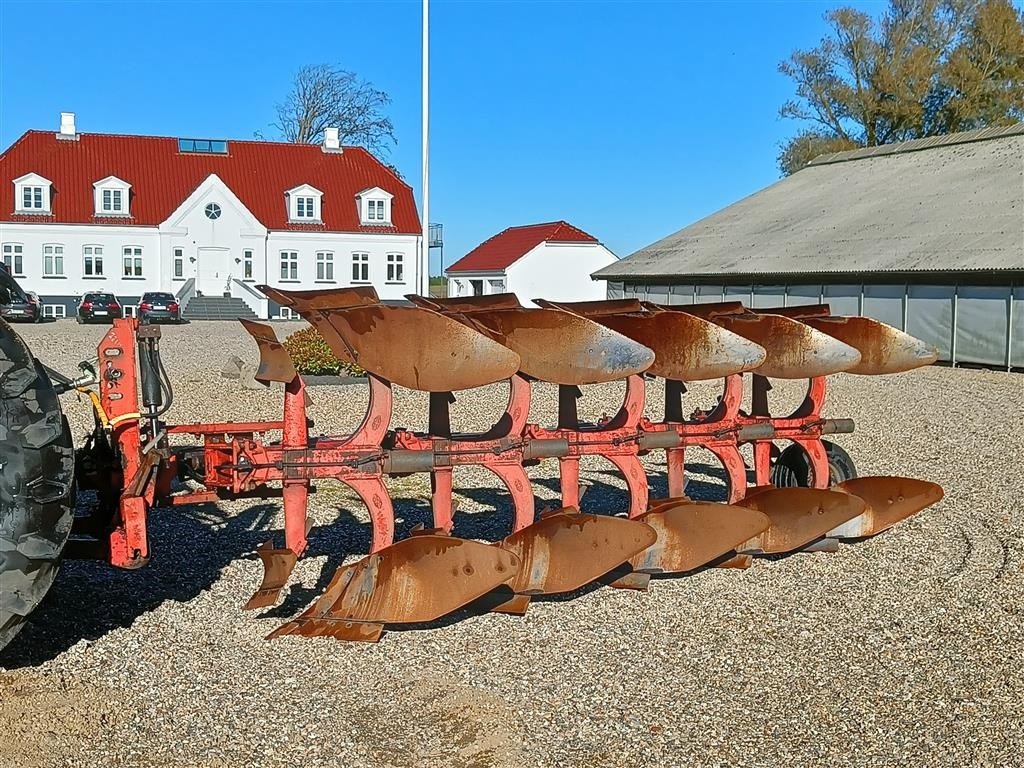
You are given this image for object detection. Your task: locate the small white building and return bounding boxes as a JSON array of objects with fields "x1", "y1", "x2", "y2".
[
  {"x1": 0, "y1": 113, "x2": 425, "y2": 319},
  {"x1": 445, "y1": 221, "x2": 616, "y2": 304}
]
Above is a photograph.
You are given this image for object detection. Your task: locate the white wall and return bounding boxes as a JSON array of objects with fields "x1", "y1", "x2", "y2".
[
  {"x1": 505, "y1": 241, "x2": 616, "y2": 305},
  {"x1": 0, "y1": 221, "x2": 161, "y2": 313}
]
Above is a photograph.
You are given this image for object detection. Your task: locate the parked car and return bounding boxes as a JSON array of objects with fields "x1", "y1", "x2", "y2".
[
  {"x1": 138, "y1": 292, "x2": 181, "y2": 324},
  {"x1": 76, "y1": 292, "x2": 123, "y2": 324},
  {"x1": 0, "y1": 264, "x2": 41, "y2": 322}
]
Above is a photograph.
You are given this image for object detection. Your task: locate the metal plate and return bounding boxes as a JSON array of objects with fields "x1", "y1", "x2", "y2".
[
  {"x1": 802, "y1": 316, "x2": 939, "y2": 375},
  {"x1": 456, "y1": 307, "x2": 656, "y2": 385},
  {"x1": 271, "y1": 535, "x2": 520, "y2": 633},
  {"x1": 830, "y1": 476, "x2": 944, "y2": 537},
  {"x1": 243, "y1": 541, "x2": 298, "y2": 610},
  {"x1": 696, "y1": 312, "x2": 862, "y2": 378},
  {"x1": 428, "y1": 293, "x2": 525, "y2": 312},
  {"x1": 734, "y1": 488, "x2": 866, "y2": 553},
  {"x1": 318, "y1": 305, "x2": 523, "y2": 391},
  {"x1": 500, "y1": 510, "x2": 657, "y2": 594},
  {"x1": 629, "y1": 502, "x2": 771, "y2": 573},
  {"x1": 259, "y1": 284, "x2": 382, "y2": 310},
  {"x1": 239, "y1": 320, "x2": 297, "y2": 383},
  {"x1": 587, "y1": 311, "x2": 767, "y2": 381},
  {"x1": 536, "y1": 298, "x2": 647, "y2": 316}
]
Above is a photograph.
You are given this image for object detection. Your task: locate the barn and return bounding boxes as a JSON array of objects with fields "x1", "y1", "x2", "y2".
[{"x1": 593, "y1": 124, "x2": 1024, "y2": 369}]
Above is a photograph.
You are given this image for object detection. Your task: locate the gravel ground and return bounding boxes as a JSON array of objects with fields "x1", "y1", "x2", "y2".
[{"x1": 1, "y1": 319, "x2": 1022, "y2": 768}]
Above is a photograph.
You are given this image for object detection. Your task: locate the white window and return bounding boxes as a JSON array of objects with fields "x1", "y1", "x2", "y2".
[
  {"x1": 280, "y1": 251, "x2": 298, "y2": 281},
  {"x1": 122, "y1": 304, "x2": 138, "y2": 318},
  {"x1": 83, "y1": 245, "x2": 104, "y2": 277},
  {"x1": 386, "y1": 253, "x2": 404, "y2": 283},
  {"x1": 286, "y1": 185, "x2": 322, "y2": 221},
  {"x1": 102, "y1": 189, "x2": 123, "y2": 213},
  {"x1": 173, "y1": 248, "x2": 184, "y2": 279},
  {"x1": 2, "y1": 243, "x2": 24, "y2": 275},
  {"x1": 23, "y1": 187, "x2": 44, "y2": 210},
  {"x1": 316, "y1": 251, "x2": 334, "y2": 281},
  {"x1": 92, "y1": 176, "x2": 131, "y2": 217},
  {"x1": 277, "y1": 307, "x2": 299, "y2": 320},
  {"x1": 351, "y1": 252, "x2": 369, "y2": 282},
  {"x1": 42, "y1": 244, "x2": 64, "y2": 276},
  {"x1": 243, "y1": 249, "x2": 253, "y2": 280},
  {"x1": 42, "y1": 304, "x2": 66, "y2": 319},
  {"x1": 357, "y1": 187, "x2": 393, "y2": 225},
  {"x1": 122, "y1": 246, "x2": 143, "y2": 277}
]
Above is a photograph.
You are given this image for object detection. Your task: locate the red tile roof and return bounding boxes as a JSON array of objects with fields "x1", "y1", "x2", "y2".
[
  {"x1": 447, "y1": 221, "x2": 598, "y2": 273},
  {"x1": 0, "y1": 130, "x2": 420, "y2": 234}
]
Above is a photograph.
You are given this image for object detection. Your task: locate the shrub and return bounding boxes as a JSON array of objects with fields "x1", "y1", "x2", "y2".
[{"x1": 283, "y1": 326, "x2": 365, "y2": 377}]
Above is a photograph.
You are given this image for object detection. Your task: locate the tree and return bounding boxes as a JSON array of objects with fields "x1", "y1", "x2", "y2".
[
  {"x1": 777, "y1": 0, "x2": 1024, "y2": 174},
  {"x1": 274, "y1": 64, "x2": 396, "y2": 155}
]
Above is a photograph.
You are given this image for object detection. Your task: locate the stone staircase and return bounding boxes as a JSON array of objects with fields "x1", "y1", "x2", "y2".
[{"x1": 182, "y1": 295, "x2": 259, "y2": 321}]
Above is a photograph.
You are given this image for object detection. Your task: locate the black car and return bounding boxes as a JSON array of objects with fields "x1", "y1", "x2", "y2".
[
  {"x1": 0, "y1": 264, "x2": 41, "y2": 322},
  {"x1": 138, "y1": 292, "x2": 181, "y2": 324},
  {"x1": 76, "y1": 292, "x2": 123, "y2": 324}
]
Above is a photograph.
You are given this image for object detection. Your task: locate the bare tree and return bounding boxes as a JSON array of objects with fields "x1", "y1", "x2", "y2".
[{"x1": 274, "y1": 64, "x2": 396, "y2": 155}]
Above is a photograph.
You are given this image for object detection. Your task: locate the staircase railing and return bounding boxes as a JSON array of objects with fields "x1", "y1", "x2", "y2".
[
  {"x1": 231, "y1": 279, "x2": 268, "y2": 319},
  {"x1": 175, "y1": 278, "x2": 197, "y2": 310}
]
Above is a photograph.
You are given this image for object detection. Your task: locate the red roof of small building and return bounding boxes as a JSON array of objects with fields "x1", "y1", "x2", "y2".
[
  {"x1": 0, "y1": 130, "x2": 420, "y2": 234},
  {"x1": 447, "y1": 221, "x2": 598, "y2": 273}
]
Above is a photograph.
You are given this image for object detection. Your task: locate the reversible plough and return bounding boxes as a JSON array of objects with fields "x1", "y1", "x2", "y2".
[{"x1": 64, "y1": 286, "x2": 943, "y2": 643}]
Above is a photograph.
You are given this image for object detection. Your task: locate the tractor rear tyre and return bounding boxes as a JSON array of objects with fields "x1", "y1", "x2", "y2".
[
  {"x1": 0, "y1": 318, "x2": 75, "y2": 654},
  {"x1": 769, "y1": 440, "x2": 858, "y2": 488}
]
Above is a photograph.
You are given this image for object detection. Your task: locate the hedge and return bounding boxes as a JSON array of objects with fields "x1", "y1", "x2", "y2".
[{"x1": 282, "y1": 326, "x2": 365, "y2": 377}]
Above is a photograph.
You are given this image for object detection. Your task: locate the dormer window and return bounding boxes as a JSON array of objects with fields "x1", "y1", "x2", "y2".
[
  {"x1": 285, "y1": 184, "x2": 323, "y2": 223},
  {"x1": 356, "y1": 186, "x2": 393, "y2": 225},
  {"x1": 13, "y1": 173, "x2": 52, "y2": 214},
  {"x1": 93, "y1": 176, "x2": 132, "y2": 217}
]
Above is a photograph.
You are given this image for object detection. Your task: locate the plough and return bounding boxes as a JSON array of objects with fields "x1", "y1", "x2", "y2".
[{"x1": 1, "y1": 285, "x2": 944, "y2": 649}]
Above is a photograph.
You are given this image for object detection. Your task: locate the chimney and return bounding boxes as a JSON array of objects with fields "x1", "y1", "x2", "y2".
[
  {"x1": 57, "y1": 112, "x2": 78, "y2": 141},
  {"x1": 322, "y1": 127, "x2": 341, "y2": 153}
]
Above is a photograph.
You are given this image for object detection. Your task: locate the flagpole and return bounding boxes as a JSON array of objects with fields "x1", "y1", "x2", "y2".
[{"x1": 421, "y1": 0, "x2": 429, "y2": 296}]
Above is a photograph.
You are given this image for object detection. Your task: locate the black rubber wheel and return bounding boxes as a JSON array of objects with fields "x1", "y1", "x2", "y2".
[
  {"x1": 0, "y1": 318, "x2": 75, "y2": 653},
  {"x1": 769, "y1": 440, "x2": 858, "y2": 488}
]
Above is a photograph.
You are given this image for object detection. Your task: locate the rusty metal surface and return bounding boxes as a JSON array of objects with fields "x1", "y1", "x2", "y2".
[
  {"x1": 830, "y1": 476, "x2": 944, "y2": 537},
  {"x1": 239, "y1": 320, "x2": 297, "y2": 384},
  {"x1": 734, "y1": 488, "x2": 867, "y2": 553},
  {"x1": 629, "y1": 502, "x2": 770, "y2": 573},
  {"x1": 269, "y1": 535, "x2": 520, "y2": 641},
  {"x1": 589, "y1": 311, "x2": 767, "y2": 381},
  {"x1": 453, "y1": 307, "x2": 656, "y2": 385},
  {"x1": 243, "y1": 541, "x2": 298, "y2": 610},
  {"x1": 663, "y1": 301, "x2": 745, "y2": 319},
  {"x1": 426, "y1": 293, "x2": 526, "y2": 312},
  {"x1": 753, "y1": 304, "x2": 832, "y2": 319},
  {"x1": 691, "y1": 311, "x2": 862, "y2": 378},
  {"x1": 802, "y1": 316, "x2": 939, "y2": 374},
  {"x1": 535, "y1": 298, "x2": 647, "y2": 316},
  {"x1": 258, "y1": 284, "x2": 382, "y2": 310},
  {"x1": 317, "y1": 305, "x2": 522, "y2": 390},
  {"x1": 500, "y1": 510, "x2": 656, "y2": 594}
]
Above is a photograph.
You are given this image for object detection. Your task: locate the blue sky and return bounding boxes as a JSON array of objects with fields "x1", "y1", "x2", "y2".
[{"x1": 0, "y1": 0, "x2": 882, "y2": 273}]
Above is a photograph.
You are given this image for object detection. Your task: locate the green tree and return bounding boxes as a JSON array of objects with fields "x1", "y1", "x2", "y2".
[{"x1": 778, "y1": 0, "x2": 1024, "y2": 174}]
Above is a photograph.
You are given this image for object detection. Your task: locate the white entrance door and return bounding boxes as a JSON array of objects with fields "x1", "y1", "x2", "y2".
[{"x1": 196, "y1": 247, "x2": 231, "y2": 296}]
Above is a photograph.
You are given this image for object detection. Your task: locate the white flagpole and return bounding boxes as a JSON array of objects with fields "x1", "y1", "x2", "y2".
[{"x1": 421, "y1": 0, "x2": 429, "y2": 296}]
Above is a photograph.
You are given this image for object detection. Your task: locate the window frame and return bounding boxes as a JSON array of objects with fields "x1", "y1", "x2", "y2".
[
  {"x1": 386, "y1": 252, "x2": 405, "y2": 284},
  {"x1": 242, "y1": 248, "x2": 254, "y2": 280},
  {"x1": 42, "y1": 243, "x2": 65, "y2": 277},
  {"x1": 122, "y1": 245, "x2": 144, "y2": 278},
  {"x1": 351, "y1": 252, "x2": 370, "y2": 283},
  {"x1": 2, "y1": 243, "x2": 25, "y2": 276},
  {"x1": 279, "y1": 251, "x2": 299, "y2": 282},
  {"x1": 92, "y1": 176, "x2": 131, "y2": 217},
  {"x1": 172, "y1": 247, "x2": 185, "y2": 280},
  {"x1": 315, "y1": 251, "x2": 334, "y2": 282},
  {"x1": 83, "y1": 244, "x2": 105, "y2": 278}
]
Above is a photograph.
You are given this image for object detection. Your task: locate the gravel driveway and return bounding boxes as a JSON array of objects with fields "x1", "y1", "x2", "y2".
[{"x1": 1, "y1": 319, "x2": 1021, "y2": 768}]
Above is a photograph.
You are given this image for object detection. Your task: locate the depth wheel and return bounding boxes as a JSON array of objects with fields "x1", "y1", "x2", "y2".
[
  {"x1": 0, "y1": 318, "x2": 75, "y2": 653},
  {"x1": 769, "y1": 440, "x2": 858, "y2": 488}
]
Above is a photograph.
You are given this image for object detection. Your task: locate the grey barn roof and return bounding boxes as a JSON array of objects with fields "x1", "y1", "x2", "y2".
[{"x1": 595, "y1": 123, "x2": 1024, "y2": 281}]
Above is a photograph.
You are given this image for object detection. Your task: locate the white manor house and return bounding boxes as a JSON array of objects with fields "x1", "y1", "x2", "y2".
[{"x1": 0, "y1": 113, "x2": 424, "y2": 319}]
